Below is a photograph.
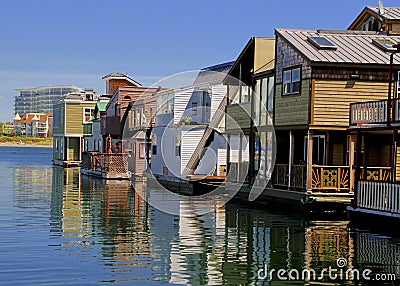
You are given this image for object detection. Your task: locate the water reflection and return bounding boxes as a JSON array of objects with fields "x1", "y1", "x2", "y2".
[{"x1": 4, "y1": 159, "x2": 400, "y2": 285}]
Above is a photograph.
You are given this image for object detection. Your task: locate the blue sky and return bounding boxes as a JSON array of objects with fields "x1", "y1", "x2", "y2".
[{"x1": 0, "y1": 0, "x2": 399, "y2": 122}]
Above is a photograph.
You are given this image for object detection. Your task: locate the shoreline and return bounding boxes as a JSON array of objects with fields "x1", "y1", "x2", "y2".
[{"x1": 0, "y1": 142, "x2": 52, "y2": 148}]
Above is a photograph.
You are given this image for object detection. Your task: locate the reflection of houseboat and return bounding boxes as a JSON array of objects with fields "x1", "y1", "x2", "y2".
[{"x1": 225, "y1": 7, "x2": 400, "y2": 209}]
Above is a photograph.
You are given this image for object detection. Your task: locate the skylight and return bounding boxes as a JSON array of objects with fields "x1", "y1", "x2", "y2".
[
  {"x1": 372, "y1": 39, "x2": 397, "y2": 52},
  {"x1": 307, "y1": 36, "x2": 337, "y2": 50}
]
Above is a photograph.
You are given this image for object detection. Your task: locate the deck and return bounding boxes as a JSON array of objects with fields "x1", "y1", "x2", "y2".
[{"x1": 80, "y1": 152, "x2": 129, "y2": 179}]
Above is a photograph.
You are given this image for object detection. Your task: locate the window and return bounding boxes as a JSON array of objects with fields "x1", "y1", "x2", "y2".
[
  {"x1": 175, "y1": 134, "x2": 181, "y2": 156},
  {"x1": 283, "y1": 67, "x2": 301, "y2": 95},
  {"x1": 307, "y1": 36, "x2": 337, "y2": 50},
  {"x1": 139, "y1": 143, "x2": 145, "y2": 159},
  {"x1": 83, "y1": 108, "x2": 95, "y2": 123},
  {"x1": 53, "y1": 107, "x2": 59, "y2": 128},
  {"x1": 372, "y1": 39, "x2": 397, "y2": 52},
  {"x1": 192, "y1": 102, "x2": 197, "y2": 116},
  {"x1": 152, "y1": 135, "x2": 157, "y2": 155}
]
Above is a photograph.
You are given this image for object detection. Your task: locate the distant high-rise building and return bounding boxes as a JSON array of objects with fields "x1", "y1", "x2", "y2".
[{"x1": 14, "y1": 85, "x2": 80, "y2": 116}]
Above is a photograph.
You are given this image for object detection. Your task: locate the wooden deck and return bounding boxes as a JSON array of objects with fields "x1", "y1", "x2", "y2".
[{"x1": 80, "y1": 152, "x2": 129, "y2": 180}]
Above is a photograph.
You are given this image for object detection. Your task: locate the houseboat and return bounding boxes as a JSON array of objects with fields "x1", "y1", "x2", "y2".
[
  {"x1": 148, "y1": 62, "x2": 233, "y2": 194},
  {"x1": 225, "y1": 21, "x2": 400, "y2": 209}
]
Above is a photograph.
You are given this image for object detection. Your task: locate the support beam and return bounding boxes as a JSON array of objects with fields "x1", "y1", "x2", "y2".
[
  {"x1": 392, "y1": 129, "x2": 398, "y2": 183},
  {"x1": 238, "y1": 133, "x2": 243, "y2": 183},
  {"x1": 288, "y1": 130, "x2": 294, "y2": 189},
  {"x1": 306, "y1": 130, "x2": 313, "y2": 192},
  {"x1": 349, "y1": 134, "x2": 356, "y2": 193}
]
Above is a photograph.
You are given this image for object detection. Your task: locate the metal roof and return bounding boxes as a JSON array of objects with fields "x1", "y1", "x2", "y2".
[
  {"x1": 101, "y1": 71, "x2": 142, "y2": 87},
  {"x1": 193, "y1": 61, "x2": 234, "y2": 85},
  {"x1": 95, "y1": 102, "x2": 108, "y2": 112},
  {"x1": 367, "y1": 6, "x2": 400, "y2": 20},
  {"x1": 275, "y1": 28, "x2": 400, "y2": 65}
]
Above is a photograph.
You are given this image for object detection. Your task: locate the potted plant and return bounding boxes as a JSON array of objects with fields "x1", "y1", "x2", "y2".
[{"x1": 181, "y1": 116, "x2": 191, "y2": 125}]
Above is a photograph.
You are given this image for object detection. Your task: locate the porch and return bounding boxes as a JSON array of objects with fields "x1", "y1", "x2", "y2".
[{"x1": 81, "y1": 151, "x2": 129, "y2": 179}]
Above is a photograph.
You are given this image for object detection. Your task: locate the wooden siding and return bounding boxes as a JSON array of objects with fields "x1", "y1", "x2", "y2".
[
  {"x1": 181, "y1": 129, "x2": 204, "y2": 175},
  {"x1": 210, "y1": 84, "x2": 227, "y2": 120},
  {"x1": 226, "y1": 102, "x2": 251, "y2": 131},
  {"x1": 312, "y1": 80, "x2": 389, "y2": 127},
  {"x1": 65, "y1": 102, "x2": 96, "y2": 134},
  {"x1": 275, "y1": 36, "x2": 312, "y2": 83},
  {"x1": 173, "y1": 88, "x2": 194, "y2": 125},
  {"x1": 274, "y1": 80, "x2": 310, "y2": 127}
]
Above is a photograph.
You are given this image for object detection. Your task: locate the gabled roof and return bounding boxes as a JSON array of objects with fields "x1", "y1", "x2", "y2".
[
  {"x1": 95, "y1": 102, "x2": 108, "y2": 112},
  {"x1": 193, "y1": 61, "x2": 235, "y2": 85},
  {"x1": 224, "y1": 37, "x2": 275, "y2": 85},
  {"x1": 365, "y1": 6, "x2": 400, "y2": 21},
  {"x1": 349, "y1": 6, "x2": 400, "y2": 31},
  {"x1": 275, "y1": 28, "x2": 400, "y2": 66},
  {"x1": 17, "y1": 113, "x2": 49, "y2": 124},
  {"x1": 102, "y1": 72, "x2": 142, "y2": 87}
]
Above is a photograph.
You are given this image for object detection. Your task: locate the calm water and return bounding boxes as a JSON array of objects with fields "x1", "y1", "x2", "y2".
[{"x1": 0, "y1": 146, "x2": 400, "y2": 285}]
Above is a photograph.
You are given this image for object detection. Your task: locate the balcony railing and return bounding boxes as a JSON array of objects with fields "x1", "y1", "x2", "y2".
[
  {"x1": 349, "y1": 98, "x2": 400, "y2": 126},
  {"x1": 350, "y1": 99, "x2": 388, "y2": 126},
  {"x1": 273, "y1": 164, "x2": 306, "y2": 189},
  {"x1": 81, "y1": 152, "x2": 128, "y2": 174}
]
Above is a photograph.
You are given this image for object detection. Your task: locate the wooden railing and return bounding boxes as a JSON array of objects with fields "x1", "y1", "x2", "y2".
[
  {"x1": 311, "y1": 165, "x2": 350, "y2": 192},
  {"x1": 273, "y1": 164, "x2": 306, "y2": 189},
  {"x1": 349, "y1": 98, "x2": 400, "y2": 126},
  {"x1": 357, "y1": 181, "x2": 400, "y2": 214},
  {"x1": 360, "y1": 166, "x2": 391, "y2": 182},
  {"x1": 350, "y1": 99, "x2": 387, "y2": 126},
  {"x1": 82, "y1": 152, "x2": 128, "y2": 174}
]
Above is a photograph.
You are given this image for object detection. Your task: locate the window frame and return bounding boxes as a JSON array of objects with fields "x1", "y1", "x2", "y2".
[
  {"x1": 83, "y1": 107, "x2": 95, "y2": 123},
  {"x1": 282, "y1": 66, "x2": 301, "y2": 96}
]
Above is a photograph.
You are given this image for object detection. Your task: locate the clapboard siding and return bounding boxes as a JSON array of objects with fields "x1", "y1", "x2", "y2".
[
  {"x1": 274, "y1": 80, "x2": 310, "y2": 127},
  {"x1": 181, "y1": 129, "x2": 205, "y2": 175},
  {"x1": 313, "y1": 80, "x2": 389, "y2": 127},
  {"x1": 66, "y1": 102, "x2": 96, "y2": 134},
  {"x1": 226, "y1": 102, "x2": 251, "y2": 130},
  {"x1": 173, "y1": 88, "x2": 194, "y2": 125},
  {"x1": 211, "y1": 85, "x2": 227, "y2": 119}
]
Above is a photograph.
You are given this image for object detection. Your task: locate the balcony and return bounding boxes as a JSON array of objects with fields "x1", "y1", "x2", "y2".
[
  {"x1": 101, "y1": 116, "x2": 121, "y2": 137},
  {"x1": 226, "y1": 102, "x2": 251, "y2": 131},
  {"x1": 81, "y1": 152, "x2": 129, "y2": 179},
  {"x1": 349, "y1": 98, "x2": 400, "y2": 127}
]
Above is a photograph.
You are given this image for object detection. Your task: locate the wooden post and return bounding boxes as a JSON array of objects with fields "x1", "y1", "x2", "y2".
[
  {"x1": 288, "y1": 130, "x2": 294, "y2": 189},
  {"x1": 306, "y1": 130, "x2": 313, "y2": 192},
  {"x1": 238, "y1": 133, "x2": 243, "y2": 183},
  {"x1": 392, "y1": 129, "x2": 398, "y2": 183},
  {"x1": 349, "y1": 134, "x2": 356, "y2": 192},
  {"x1": 227, "y1": 134, "x2": 231, "y2": 180},
  {"x1": 354, "y1": 131, "x2": 362, "y2": 208}
]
